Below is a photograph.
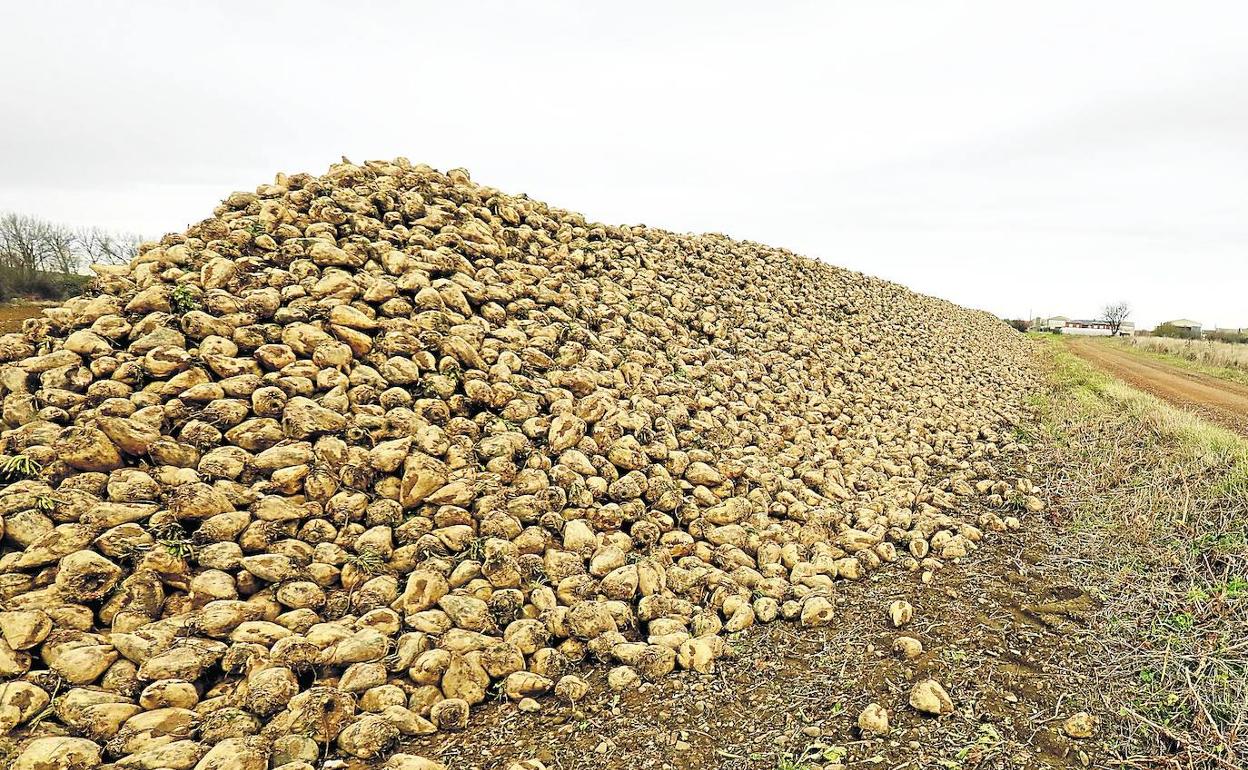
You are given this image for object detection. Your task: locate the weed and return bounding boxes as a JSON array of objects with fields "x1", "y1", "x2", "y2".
[
  {"x1": 486, "y1": 679, "x2": 509, "y2": 704},
  {"x1": 149, "y1": 521, "x2": 196, "y2": 559},
  {"x1": 0, "y1": 453, "x2": 42, "y2": 480},
  {"x1": 1164, "y1": 612, "x2": 1195, "y2": 632},
  {"x1": 171, "y1": 284, "x2": 200, "y2": 313},
  {"x1": 1223, "y1": 577, "x2": 1248, "y2": 599},
  {"x1": 942, "y1": 647, "x2": 969, "y2": 663},
  {"x1": 462, "y1": 537, "x2": 487, "y2": 562},
  {"x1": 35, "y1": 494, "x2": 61, "y2": 512},
  {"x1": 777, "y1": 742, "x2": 847, "y2": 770},
  {"x1": 955, "y1": 724, "x2": 1004, "y2": 764},
  {"x1": 161, "y1": 539, "x2": 195, "y2": 560},
  {"x1": 345, "y1": 549, "x2": 388, "y2": 576}
]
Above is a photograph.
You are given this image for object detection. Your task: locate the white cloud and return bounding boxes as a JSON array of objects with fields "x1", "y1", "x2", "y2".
[{"x1": 1, "y1": 0, "x2": 1244, "y2": 329}]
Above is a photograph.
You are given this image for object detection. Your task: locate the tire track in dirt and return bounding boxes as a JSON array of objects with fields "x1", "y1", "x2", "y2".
[{"x1": 1067, "y1": 338, "x2": 1248, "y2": 437}]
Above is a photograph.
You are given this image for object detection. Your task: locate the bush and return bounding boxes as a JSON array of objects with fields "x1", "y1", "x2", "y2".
[
  {"x1": 1207, "y1": 330, "x2": 1248, "y2": 345},
  {"x1": 1152, "y1": 323, "x2": 1201, "y2": 340},
  {"x1": 0, "y1": 268, "x2": 91, "y2": 301}
]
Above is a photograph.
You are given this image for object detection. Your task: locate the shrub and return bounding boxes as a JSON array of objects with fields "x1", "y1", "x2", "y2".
[
  {"x1": 1207, "y1": 330, "x2": 1248, "y2": 345},
  {"x1": 0, "y1": 267, "x2": 91, "y2": 301},
  {"x1": 1152, "y1": 323, "x2": 1201, "y2": 340}
]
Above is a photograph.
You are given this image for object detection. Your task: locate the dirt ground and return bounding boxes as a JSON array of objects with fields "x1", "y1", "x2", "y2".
[
  {"x1": 402, "y1": 499, "x2": 1114, "y2": 770},
  {"x1": 0, "y1": 302, "x2": 50, "y2": 333},
  {"x1": 1067, "y1": 338, "x2": 1248, "y2": 437}
]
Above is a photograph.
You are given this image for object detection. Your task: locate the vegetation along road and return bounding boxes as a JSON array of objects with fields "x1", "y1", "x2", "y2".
[{"x1": 1068, "y1": 337, "x2": 1248, "y2": 437}]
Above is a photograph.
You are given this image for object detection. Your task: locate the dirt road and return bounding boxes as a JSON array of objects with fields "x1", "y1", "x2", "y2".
[{"x1": 1068, "y1": 337, "x2": 1248, "y2": 436}]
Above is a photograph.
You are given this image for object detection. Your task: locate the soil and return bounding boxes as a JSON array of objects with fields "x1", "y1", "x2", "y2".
[
  {"x1": 0, "y1": 302, "x2": 49, "y2": 334},
  {"x1": 402, "y1": 502, "x2": 1113, "y2": 770},
  {"x1": 1068, "y1": 338, "x2": 1248, "y2": 437}
]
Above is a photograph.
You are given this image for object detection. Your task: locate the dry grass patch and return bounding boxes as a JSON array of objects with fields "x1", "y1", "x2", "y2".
[
  {"x1": 1036, "y1": 337, "x2": 1248, "y2": 769},
  {"x1": 1118, "y1": 336, "x2": 1248, "y2": 385}
]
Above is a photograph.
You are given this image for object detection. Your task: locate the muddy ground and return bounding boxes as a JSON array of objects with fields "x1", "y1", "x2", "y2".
[
  {"x1": 1069, "y1": 338, "x2": 1248, "y2": 437},
  {"x1": 402, "y1": 498, "x2": 1114, "y2": 770},
  {"x1": 0, "y1": 302, "x2": 50, "y2": 333}
]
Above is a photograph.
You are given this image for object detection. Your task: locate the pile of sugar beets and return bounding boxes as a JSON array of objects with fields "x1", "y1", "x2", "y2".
[{"x1": 0, "y1": 159, "x2": 1041, "y2": 770}]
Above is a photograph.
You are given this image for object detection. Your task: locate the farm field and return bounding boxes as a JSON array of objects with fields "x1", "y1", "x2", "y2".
[
  {"x1": 0, "y1": 167, "x2": 1242, "y2": 770},
  {"x1": 2, "y1": 4, "x2": 1244, "y2": 770},
  {"x1": 1026, "y1": 340, "x2": 1248, "y2": 770}
]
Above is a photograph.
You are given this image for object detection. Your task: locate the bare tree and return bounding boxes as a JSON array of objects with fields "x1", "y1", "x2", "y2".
[
  {"x1": 74, "y1": 226, "x2": 142, "y2": 266},
  {"x1": 0, "y1": 211, "x2": 146, "y2": 300},
  {"x1": 0, "y1": 212, "x2": 69, "y2": 274},
  {"x1": 47, "y1": 226, "x2": 79, "y2": 274},
  {"x1": 1102, "y1": 301, "x2": 1131, "y2": 335}
]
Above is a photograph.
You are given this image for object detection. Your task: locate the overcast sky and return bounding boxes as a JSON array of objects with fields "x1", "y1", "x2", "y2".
[{"x1": 2, "y1": 1, "x2": 1245, "y2": 329}]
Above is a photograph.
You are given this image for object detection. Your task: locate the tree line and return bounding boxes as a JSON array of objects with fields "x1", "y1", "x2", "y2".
[{"x1": 0, "y1": 211, "x2": 143, "y2": 300}]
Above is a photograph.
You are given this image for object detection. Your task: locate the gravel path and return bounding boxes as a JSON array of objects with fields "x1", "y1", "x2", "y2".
[{"x1": 1068, "y1": 337, "x2": 1248, "y2": 436}]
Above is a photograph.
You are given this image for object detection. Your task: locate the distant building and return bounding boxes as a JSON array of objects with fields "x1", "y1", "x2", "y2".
[
  {"x1": 1032, "y1": 316, "x2": 1134, "y2": 336},
  {"x1": 1031, "y1": 316, "x2": 1068, "y2": 331}
]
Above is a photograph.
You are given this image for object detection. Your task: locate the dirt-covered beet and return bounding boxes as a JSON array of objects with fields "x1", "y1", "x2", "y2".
[{"x1": 0, "y1": 159, "x2": 1040, "y2": 768}]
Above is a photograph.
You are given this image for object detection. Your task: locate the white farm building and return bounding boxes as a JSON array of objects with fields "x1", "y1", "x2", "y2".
[{"x1": 1032, "y1": 316, "x2": 1135, "y2": 336}]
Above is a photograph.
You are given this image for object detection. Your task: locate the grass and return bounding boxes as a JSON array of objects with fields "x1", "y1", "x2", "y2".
[
  {"x1": 1034, "y1": 336, "x2": 1248, "y2": 768},
  {"x1": 0, "y1": 453, "x2": 42, "y2": 481},
  {"x1": 1112, "y1": 336, "x2": 1248, "y2": 386},
  {"x1": 776, "y1": 742, "x2": 847, "y2": 770},
  {"x1": 171, "y1": 284, "x2": 200, "y2": 313}
]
